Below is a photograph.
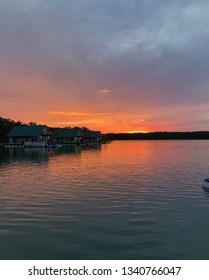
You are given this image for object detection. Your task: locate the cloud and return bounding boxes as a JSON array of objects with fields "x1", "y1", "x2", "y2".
[
  {"x1": 97, "y1": 89, "x2": 111, "y2": 94},
  {"x1": 1, "y1": 0, "x2": 209, "y2": 131},
  {"x1": 48, "y1": 111, "x2": 88, "y2": 117}
]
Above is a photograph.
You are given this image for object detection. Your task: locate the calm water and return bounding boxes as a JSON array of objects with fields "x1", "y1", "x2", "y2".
[{"x1": 1, "y1": 140, "x2": 209, "y2": 260}]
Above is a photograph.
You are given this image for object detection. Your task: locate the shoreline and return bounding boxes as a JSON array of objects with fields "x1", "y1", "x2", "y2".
[{"x1": 105, "y1": 131, "x2": 209, "y2": 141}]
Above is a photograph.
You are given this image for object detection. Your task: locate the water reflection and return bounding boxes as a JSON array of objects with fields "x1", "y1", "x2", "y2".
[
  {"x1": 0, "y1": 146, "x2": 10, "y2": 165},
  {"x1": 0, "y1": 144, "x2": 102, "y2": 165},
  {"x1": 202, "y1": 187, "x2": 209, "y2": 196},
  {"x1": 0, "y1": 147, "x2": 49, "y2": 167},
  {"x1": 1, "y1": 140, "x2": 209, "y2": 259},
  {"x1": 51, "y1": 145, "x2": 82, "y2": 155},
  {"x1": 81, "y1": 143, "x2": 101, "y2": 151}
]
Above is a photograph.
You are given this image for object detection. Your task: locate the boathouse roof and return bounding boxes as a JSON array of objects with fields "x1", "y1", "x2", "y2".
[
  {"x1": 7, "y1": 125, "x2": 50, "y2": 137},
  {"x1": 54, "y1": 128, "x2": 82, "y2": 138},
  {"x1": 82, "y1": 130, "x2": 101, "y2": 138}
]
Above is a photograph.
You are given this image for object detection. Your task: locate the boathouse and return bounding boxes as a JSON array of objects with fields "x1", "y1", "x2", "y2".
[
  {"x1": 82, "y1": 130, "x2": 102, "y2": 144},
  {"x1": 7, "y1": 125, "x2": 51, "y2": 145},
  {"x1": 54, "y1": 128, "x2": 82, "y2": 145}
]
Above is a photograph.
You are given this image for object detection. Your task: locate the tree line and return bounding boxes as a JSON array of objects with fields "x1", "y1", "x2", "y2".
[
  {"x1": 1, "y1": 116, "x2": 209, "y2": 143},
  {"x1": 0, "y1": 116, "x2": 90, "y2": 143},
  {"x1": 106, "y1": 131, "x2": 209, "y2": 140},
  {"x1": 0, "y1": 117, "x2": 23, "y2": 143}
]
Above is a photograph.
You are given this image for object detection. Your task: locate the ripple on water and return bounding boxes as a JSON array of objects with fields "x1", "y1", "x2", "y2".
[{"x1": 1, "y1": 141, "x2": 209, "y2": 259}]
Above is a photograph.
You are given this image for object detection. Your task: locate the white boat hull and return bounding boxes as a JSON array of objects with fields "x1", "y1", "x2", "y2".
[
  {"x1": 202, "y1": 178, "x2": 209, "y2": 189},
  {"x1": 49, "y1": 144, "x2": 62, "y2": 148},
  {"x1": 24, "y1": 141, "x2": 47, "y2": 148}
]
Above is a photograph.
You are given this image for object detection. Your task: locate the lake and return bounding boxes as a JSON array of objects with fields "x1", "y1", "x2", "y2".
[{"x1": 0, "y1": 140, "x2": 209, "y2": 260}]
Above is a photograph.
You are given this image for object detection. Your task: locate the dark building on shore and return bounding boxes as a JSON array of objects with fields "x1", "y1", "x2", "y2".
[
  {"x1": 53, "y1": 128, "x2": 83, "y2": 145},
  {"x1": 7, "y1": 125, "x2": 51, "y2": 145}
]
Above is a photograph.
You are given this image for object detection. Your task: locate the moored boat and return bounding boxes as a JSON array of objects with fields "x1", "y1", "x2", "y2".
[
  {"x1": 24, "y1": 141, "x2": 47, "y2": 148},
  {"x1": 202, "y1": 178, "x2": 209, "y2": 190},
  {"x1": 49, "y1": 144, "x2": 62, "y2": 148}
]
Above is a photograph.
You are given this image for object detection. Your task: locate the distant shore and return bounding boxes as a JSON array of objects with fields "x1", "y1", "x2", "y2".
[
  {"x1": 1, "y1": 116, "x2": 209, "y2": 143},
  {"x1": 105, "y1": 131, "x2": 209, "y2": 141}
]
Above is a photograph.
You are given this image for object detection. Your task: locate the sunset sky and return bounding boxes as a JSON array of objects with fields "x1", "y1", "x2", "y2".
[{"x1": 1, "y1": 0, "x2": 209, "y2": 133}]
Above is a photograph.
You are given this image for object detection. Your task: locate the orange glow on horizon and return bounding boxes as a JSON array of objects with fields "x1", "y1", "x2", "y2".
[
  {"x1": 1, "y1": 109, "x2": 164, "y2": 133},
  {"x1": 127, "y1": 130, "x2": 150, "y2": 133},
  {"x1": 48, "y1": 111, "x2": 88, "y2": 116}
]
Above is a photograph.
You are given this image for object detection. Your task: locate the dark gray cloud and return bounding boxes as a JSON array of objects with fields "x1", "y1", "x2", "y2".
[{"x1": 0, "y1": 0, "x2": 209, "y2": 129}]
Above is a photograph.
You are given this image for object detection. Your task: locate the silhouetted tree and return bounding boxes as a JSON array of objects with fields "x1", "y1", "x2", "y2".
[
  {"x1": 28, "y1": 122, "x2": 37, "y2": 126},
  {"x1": 81, "y1": 127, "x2": 89, "y2": 131},
  {"x1": 0, "y1": 117, "x2": 23, "y2": 142}
]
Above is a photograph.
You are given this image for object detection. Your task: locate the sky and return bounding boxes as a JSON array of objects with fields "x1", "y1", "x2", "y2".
[{"x1": 1, "y1": 0, "x2": 209, "y2": 133}]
